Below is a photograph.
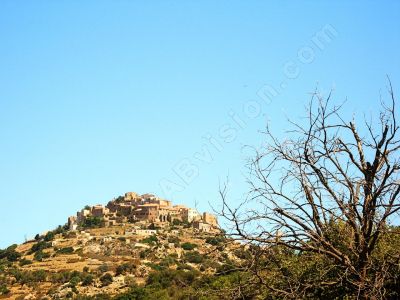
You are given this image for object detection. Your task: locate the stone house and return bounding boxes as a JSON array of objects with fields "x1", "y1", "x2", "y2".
[{"x1": 193, "y1": 221, "x2": 212, "y2": 232}]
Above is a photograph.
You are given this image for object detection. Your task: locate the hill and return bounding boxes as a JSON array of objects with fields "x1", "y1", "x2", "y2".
[{"x1": 0, "y1": 192, "x2": 250, "y2": 300}]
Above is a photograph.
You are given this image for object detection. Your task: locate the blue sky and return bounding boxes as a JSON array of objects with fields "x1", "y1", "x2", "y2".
[{"x1": 0, "y1": 1, "x2": 399, "y2": 247}]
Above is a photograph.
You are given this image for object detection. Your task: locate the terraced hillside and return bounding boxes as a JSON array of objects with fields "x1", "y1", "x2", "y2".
[{"x1": 0, "y1": 223, "x2": 250, "y2": 300}]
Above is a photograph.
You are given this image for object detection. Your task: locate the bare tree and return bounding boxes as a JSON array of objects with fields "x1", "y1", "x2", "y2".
[{"x1": 220, "y1": 82, "x2": 400, "y2": 299}]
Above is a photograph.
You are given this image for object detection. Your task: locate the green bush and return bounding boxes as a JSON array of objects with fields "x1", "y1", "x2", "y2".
[
  {"x1": 66, "y1": 291, "x2": 74, "y2": 298},
  {"x1": 147, "y1": 269, "x2": 200, "y2": 289},
  {"x1": 11, "y1": 269, "x2": 47, "y2": 285},
  {"x1": 233, "y1": 248, "x2": 252, "y2": 260},
  {"x1": 82, "y1": 216, "x2": 104, "y2": 229},
  {"x1": 98, "y1": 264, "x2": 109, "y2": 273},
  {"x1": 53, "y1": 225, "x2": 68, "y2": 235},
  {"x1": 75, "y1": 294, "x2": 112, "y2": 300},
  {"x1": 159, "y1": 256, "x2": 176, "y2": 267},
  {"x1": 0, "y1": 244, "x2": 21, "y2": 262},
  {"x1": 114, "y1": 285, "x2": 148, "y2": 299},
  {"x1": 57, "y1": 247, "x2": 74, "y2": 254},
  {"x1": 141, "y1": 235, "x2": 158, "y2": 244},
  {"x1": 116, "y1": 263, "x2": 135, "y2": 276},
  {"x1": 181, "y1": 242, "x2": 197, "y2": 251},
  {"x1": 30, "y1": 241, "x2": 51, "y2": 253},
  {"x1": 0, "y1": 284, "x2": 9, "y2": 295},
  {"x1": 184, "y1": 251, "x2": 204, "y2": 264},
  {"x1": 19, "y1": 258, "x2": 33, "y2": 266},
  {"x1": 32, "y1": 270, "x2": 47, "y2": 282},
  {"x1": 69, "y1": 276, "x2": 81, "y2": 287},
  {"x1": 82, "y1": 274, "x2": 94, "y2": 286},
  {"x1": 205, "y1": 236, "x2": 225, "y2": 246},
  {"x1": 34, "y1": 250, "x2": 50, "y2": 261},
  {"x1": 139, "y1": 249, "x2": 151, "y2": 259},
  {"x1": 145, "y1": 262, "x2": 164, "y2": 271},
  {"x1": 49, "y1": 271, "x2": 74, "y2": 284},
  {"x1": 44, "y1": 231, "x2": 55, "y2": 242},
  {"x1": 5, "y1": 250, "x2": 21, "y2": 262},
  {"x1": 100, "y1": 273, "x2": 113, "y2": 286},
  {"x1": 176, "y1": 263, "x2": 194, "y2": 271}
]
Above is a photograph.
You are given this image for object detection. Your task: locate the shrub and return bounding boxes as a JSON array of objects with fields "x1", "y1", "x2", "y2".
[
  {"x1": 114, "y1": 285, "x2": 148, "y2": 299},
  {"x1": 233, "y1": 248, "x2": 252, "y2": 260},
  {"x1": 82, "y1": 216, "x2": 104, "y2": 229},
  {"x1": 5, "y1": 250, "x2": 21, "y2": 262},
  {"x1": 34, "y1": 250, "x2": 50, "y2": 261},
  {"x1": 57, "y1": 247, "x2": 74, "y2": 254},
  {"x1": 205, "y1": 236, "x2": 225, "y2": 246},
  {"x1": 176, "y1": 263, "x2": 194, "y2": 271},
  {"x1": 167, "y1": 236, "x2": 180, "y2": 246},
  {"x1": 216, "y1": 260, "x2": 238, "y2": 275},
  {"x1": 172, "y1": 219, "x2": 183, "y2": 226},
  {"x1": 145, "y1": 262, "x2": 164, "y2": 271},
  {"x1": 139, "y1": 250, "x2": 149, "y2": 259},
  {"x1": 147, "y1": 269, "x2": 200, "y2": 289},
  {"x1": 141, "y1": 235, "x2": 158, "y2": 244},
  {"x1": 54, "y1": 225, "x2": 68, "y2": 235},
  {"x1": 0, "y1": 244, "x2": 21, "y2": 262},
  {"x1": 184, "y1": 251, "x2": 204, "y2": 264},
  {"x1": 69, "y1": 276, "x2": 81, "y2": 287},
  {"x1": 82, "y1": 274, "x2": 94, "y2": 286},
  {"x1": 12, "y1": 269, "x2": 47, "y2": 285},
  {"x1": 19, "y1": 258, "x2": 33, "y2": 266},
  {"x1": 100, "y1": 273, "x2": 113, "y2": 286},
  {"x1": 159, "y1": 256, "x2": 176, "y2": 267},
  {"x1": 0, "y1": 284, "x2": 9, "y2": 295},
  {"x1": 181, "y1": 242, "x2": 197, "y2": 251},
  {"x1": 201, "y1": 259, "x2": 220, "y2": 270},
  {"x1": 49, "y1": 271, "x2": 74, "y2": 284},
  {"x1": 98, "y1": 264, "x2": 109, "y2": 273},
  {"x1": 116, "y1": 263, "x2": 135, "y2": 276},
  {"x1": 32, "y1": 270, "x2": 47, "y2": 282},
  {"x1": 30, "y1": 241, "x2": 51, "y2": 253},
  {"x1": 44, "y1": 231, "x2": 55, "y2": 242}
]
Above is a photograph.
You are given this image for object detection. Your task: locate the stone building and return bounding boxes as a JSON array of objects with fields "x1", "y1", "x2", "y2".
[
  {"x1": 132, "y1": 204, "x2": 159, "y2": 222},
  {"x1": 193, "y1": 221, "x2": 212, "y2": 232},
  {"x1": 203, "y1": 212, "x2": 218, "y2": 227},
  {"x1": 91, "y1": 205, "x2": 109, "y2": 217},
  {"x1": 68, "y1": 216, "x2": 78, "y2": 231},
  {"x1": 182, "y1": 208, "x2": 202, "y2": 223},
  {"x1": 77, "y1": 209, "x2": 91, "y2": 223}
]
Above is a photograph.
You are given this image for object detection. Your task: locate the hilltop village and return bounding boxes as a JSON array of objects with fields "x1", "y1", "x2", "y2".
[
  {"x1": 67, "y1": 192, "x2": 219, "y2": 233},
  {"x1": 1, "y1": 192, "x2": 237, "y2": 299}
]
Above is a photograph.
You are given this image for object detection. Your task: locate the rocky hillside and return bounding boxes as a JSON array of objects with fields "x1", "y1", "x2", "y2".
[{"x1": 0, "y1": 199, "x2": 250, "y2": 300}]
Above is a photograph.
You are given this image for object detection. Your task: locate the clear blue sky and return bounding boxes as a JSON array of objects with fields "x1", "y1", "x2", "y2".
[{"x1": 0, "y1": 1, "x2": 399, "y2": 248}]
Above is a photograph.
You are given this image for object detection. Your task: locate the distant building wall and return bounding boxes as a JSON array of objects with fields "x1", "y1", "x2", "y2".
[
  {"x1": 193, "y1": 221, "x2": 212, "y2": 232},
  {"x1": 203, "y1": 212, "x2": 218, "y2": 226}
]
